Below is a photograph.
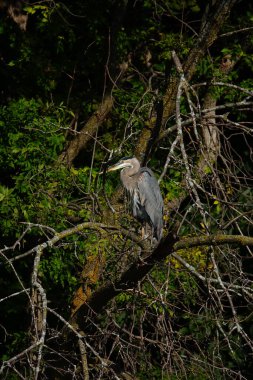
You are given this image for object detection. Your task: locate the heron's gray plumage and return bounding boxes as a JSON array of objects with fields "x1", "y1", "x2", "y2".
[{"x1": 107, "y1": 157, "x2": 163, "y2": 241}]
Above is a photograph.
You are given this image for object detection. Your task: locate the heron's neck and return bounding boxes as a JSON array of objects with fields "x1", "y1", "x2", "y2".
[{"x1": 120, "y1": 168, "x2": 138, "y2": 191}]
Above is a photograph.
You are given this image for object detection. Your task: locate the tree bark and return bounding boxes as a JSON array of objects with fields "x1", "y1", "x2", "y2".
[{"x1": 59, "y1": 94, "x2": 114, "y2": 166}]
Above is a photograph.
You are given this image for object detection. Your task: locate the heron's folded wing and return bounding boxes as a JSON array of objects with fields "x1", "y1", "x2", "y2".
[{"x1": 138, "y1": 169, "x2": 164, "y2": 239}]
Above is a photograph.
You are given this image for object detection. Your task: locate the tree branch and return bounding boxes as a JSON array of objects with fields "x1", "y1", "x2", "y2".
[
  {"x1": 174, "y1": 234, "x2": 253, "y2": 251},
  {"x1": 59, "y1": 94, "x2": 114, "y2": 166}
]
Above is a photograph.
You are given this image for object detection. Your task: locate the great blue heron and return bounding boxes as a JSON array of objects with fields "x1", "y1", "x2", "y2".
[{"x1": 106, "y1": 157, "x2": 164, "y2": 242}]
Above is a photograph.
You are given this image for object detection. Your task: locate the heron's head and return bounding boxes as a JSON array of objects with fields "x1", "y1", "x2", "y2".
[{"x1": 106, "y1": 157, "x2": 139, "y2": 172}]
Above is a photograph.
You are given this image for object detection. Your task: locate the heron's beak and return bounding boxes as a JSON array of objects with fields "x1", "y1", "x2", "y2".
[
  {"x1": 107, "y1": 162, "x2": 131, "y2": 172},
  {"x1": 99, "y1": 161, "x2": 131, "y2": 174},
  {"x1": 98, "y1": 163, "x2": 123, "y2": 175}
]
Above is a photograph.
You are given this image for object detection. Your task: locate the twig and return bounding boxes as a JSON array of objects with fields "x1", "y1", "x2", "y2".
[
  {"x1": 219, "y1": 26, "x2": 253, "y2": 37},
  {"x1": 0, "y1": 288, "x2": 30, "y2": 303}
]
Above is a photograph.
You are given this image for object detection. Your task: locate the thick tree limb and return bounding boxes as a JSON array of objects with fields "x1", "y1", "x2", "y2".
[
  {"x1": 71, "y1": 231, "x2": 253, "y2": 328},
  {"x1": 59, "y1": 94, "x2": 114, "y2": 166},
  {"x1": 198, "y1": 53, "x2": 239, "y2": 176},
  {"x1": 174, "y1": 234, "x2": 253, "y2": 250},
  {"x1": 71, "y1": 231, "x2": 177, "y2": 327}
]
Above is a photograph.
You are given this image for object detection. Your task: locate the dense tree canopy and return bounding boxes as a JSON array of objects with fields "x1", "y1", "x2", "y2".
[{"x1": 1, "y1": 0, "x2": 253, "y2": 379}]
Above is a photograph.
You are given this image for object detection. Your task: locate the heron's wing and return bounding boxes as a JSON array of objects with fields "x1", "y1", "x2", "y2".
[{"x1": 137, "y1": 168, "x2": 164, "y2": 240}]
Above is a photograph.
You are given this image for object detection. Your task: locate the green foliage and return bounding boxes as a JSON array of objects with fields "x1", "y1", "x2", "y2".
[
  {"x1": 24, "y1": 3, "x2": 61, "y2": 28},
  {"x1": 156, "y1": 32, "x2": 193, "y2": 62},
  {"x1": 0, "y1": 98, "x2": 73, "y2": 235},
  {"x1": 40, "y1": 247, "x2": 79, "y2": 291}
]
